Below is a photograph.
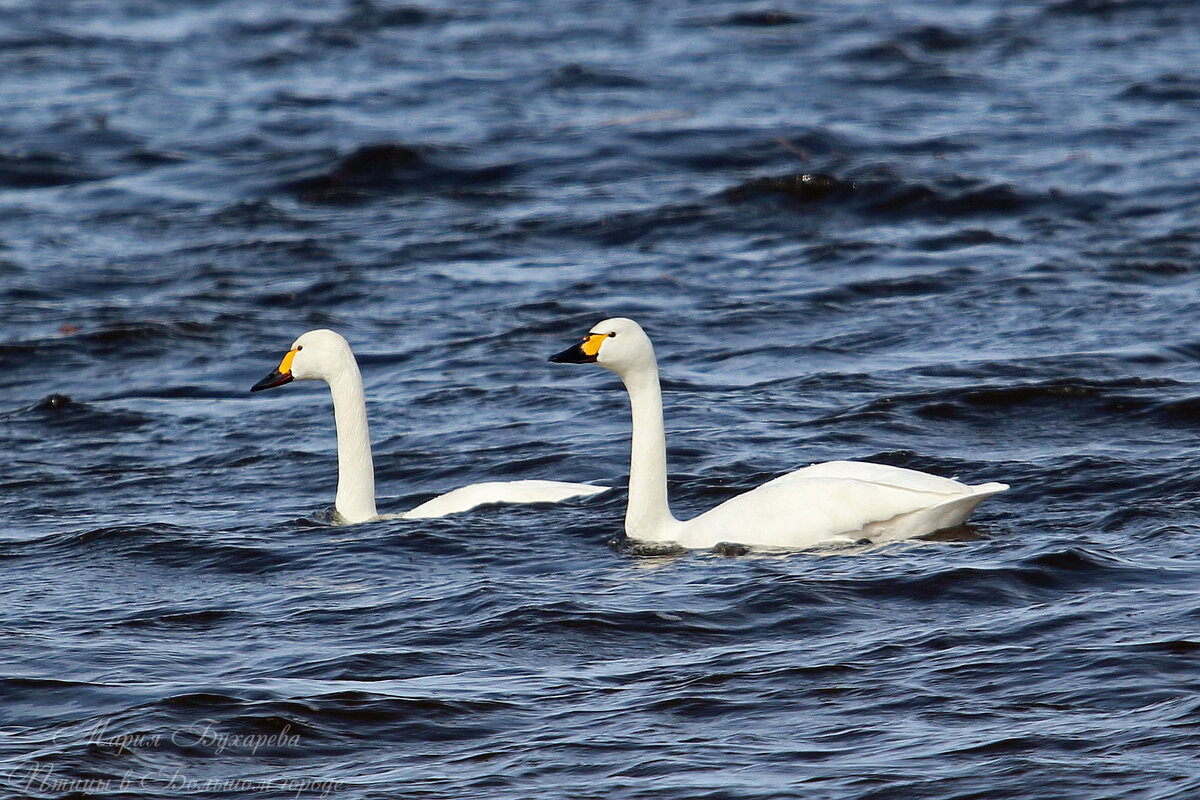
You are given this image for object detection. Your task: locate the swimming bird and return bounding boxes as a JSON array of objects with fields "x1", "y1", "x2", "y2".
[
  {"x1": 252, "y1": 329, "x2": 605, "y2": 524},
  {"x1": 550, "y1": 317, "x2": 1006, "y2": 549}
]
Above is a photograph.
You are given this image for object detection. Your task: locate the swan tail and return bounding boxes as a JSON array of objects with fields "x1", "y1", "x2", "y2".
[{"x1": 864, "y1": 483, "x2": 1006, "y2": 543}]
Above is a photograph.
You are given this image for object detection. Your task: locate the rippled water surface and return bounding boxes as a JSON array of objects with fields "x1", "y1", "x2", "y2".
[{"x1": 3, "y1": 0, "x2": 1200, "y2": 797}]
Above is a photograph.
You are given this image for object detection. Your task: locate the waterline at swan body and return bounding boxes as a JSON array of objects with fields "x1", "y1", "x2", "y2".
[
  {"x1": 251, "y1": 329, "x2": 605, "y2": 524},
  {"x1": 549, "y1": 318, "x2": 1007, "y2": 550}
]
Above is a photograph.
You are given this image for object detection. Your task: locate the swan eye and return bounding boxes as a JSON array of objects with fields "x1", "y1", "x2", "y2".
[
  {"x1": 607, "y1": 332, "x2": 616, "y2": 337},
  {"x1": 296, "y1": 345, "x2": 303, "y2": 351}
]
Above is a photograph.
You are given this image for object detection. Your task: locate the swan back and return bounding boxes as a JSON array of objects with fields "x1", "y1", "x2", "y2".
[{"x1": 675, "y1": 466, "x2": 1007, "y2": 549}]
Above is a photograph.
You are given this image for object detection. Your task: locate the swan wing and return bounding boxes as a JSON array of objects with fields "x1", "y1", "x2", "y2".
[
  {"x1": 777, "y1": 460, "x2": 993, "y2": 494},
  {"x1": 401, "y1": 480, "x2": 607, "y2": 519},
  {"x1": 675, "y1": 467, "x2": 1006, "y2": 549}
]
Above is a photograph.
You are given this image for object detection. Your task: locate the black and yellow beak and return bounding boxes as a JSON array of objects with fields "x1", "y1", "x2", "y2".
[
  {"x1": 549, "y1": 332, "x2": 606, "y2": 364},
  {"x1": 250, "y1": 348, "x2": 298, "y2": 392}
]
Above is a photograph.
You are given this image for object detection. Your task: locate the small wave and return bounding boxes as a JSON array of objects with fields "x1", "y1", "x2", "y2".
[
  {"x1": 206, "y1": 199, "x2": 304, "y2": 229},
  {"x1": 807, "y1": 267, "x2": 974, "y2": 305},
  {"x1": 112, "y1": 608, "x2": 246, "y2": 630},
  {"x1": 847, "y1": 546, "x2": 1145, "y2": 606},
  {"x1": 0, "y1": 150, "x2": 103, "y2": 189},
  {"x1": 836, "y1": 39, "x2": 986, "y2": 91},
  {"x1": 546, "y1": 63, "x2": 646, "y2": 90},
  {"x1": 8, "y1": 524, "x2": 293, "y2": 574},
  {"x1": 507, "y1": 202, "x2": 712, "y2": 247},
  {"x1": 1044, "y1": 0, "x2": 1191, "y2": 19},
  {"x1": 136, "y1": 690, "x2": 520, "y2": 747},
  {"x1": 704, "y1": 10, "x2": 810, "y2": 27},
  {"x1": 1123, "y1": 638, "x2": 1200, "y2": 654},
  {"x1": 896, "y1": 375, "x2": 1200, "y2": 433},
  {"x1": 280, "y1": 650, "x2": 442, "y2": 681},
  {"x1": 255, "y1": 276, "x2": 368, "y2": 309},
  {"x1": 1119, "y1": 73, "x2": 1200, "y2": 104},
  {"x1": 0, "y1": 676, "x2": 104, "y2": 692},
  {"x1": 157, "y1": 691, "x2": 251, "y2": 712},
  {"x1": 628, "y1": 126, "x2": 847, "y2": 172},
  {"x1": 1151, "y1": 396, "x2": 1200, "y2": 424},
  {"x1": 795, "y1": 376, "x2": 1177, "y2": 428},
  {"x1": 900, "y1": 25, "x2": 981, "y2": 52},
  {"x1": 283, "y1": 143, "x2": 519, "y2": 204},
  {"x1": 913, "y1": 228, "x2": 1018, "y2": 250},
  {"x1": 338, "y1": 1, "x2": 448, "y2": 30},
  {"x1": 722, "y1": 167, "x2": 1106, "y2": 222},
  {"x1": 0, "y1": 321, "x2": 227, "y2": 367}
]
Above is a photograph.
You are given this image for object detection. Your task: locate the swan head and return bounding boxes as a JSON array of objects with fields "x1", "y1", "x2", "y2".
[
  {"x1": 549, "y1": 317, "x2": 655, "y2": 375},
  {"x1": 250, "y1": 329, "x2": 356, "y2": 392}
]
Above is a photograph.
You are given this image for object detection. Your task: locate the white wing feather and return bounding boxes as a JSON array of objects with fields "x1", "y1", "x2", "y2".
[{"x1": 400, "y1": 480, "x2": 606, "y2": 520}]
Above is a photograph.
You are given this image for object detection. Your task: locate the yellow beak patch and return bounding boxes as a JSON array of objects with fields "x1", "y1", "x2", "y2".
[
  {"x1": 581, "y1": 333, "x2": 607, "y2": 358},
  {"x1": 278, "y1": 348, "x2": 299, "y2": 375}
]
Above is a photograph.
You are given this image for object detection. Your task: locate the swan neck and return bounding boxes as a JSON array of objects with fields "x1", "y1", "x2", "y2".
[
  {"x1": 328, "y1": 360, "x2": 377, "y2": 523},
  {"x1": 621, "y1": 361, "x2": 675, "y2": 539}
]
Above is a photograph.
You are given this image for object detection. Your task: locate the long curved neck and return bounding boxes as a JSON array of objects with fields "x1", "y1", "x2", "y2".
[
  {"x1": 327, "y1": 360, "x2": 377, "y2": 524},
  {"x1": 620, "y1": 360, "x2": 676, "y2": 539}
]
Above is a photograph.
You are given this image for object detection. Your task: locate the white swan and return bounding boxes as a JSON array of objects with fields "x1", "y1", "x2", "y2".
[
  {"x1": 252, "y1": 329, "x2": 605, "y2": 524},
  {"x1": 550, "y1": 318, "x2": 1007, "y2": 549}
]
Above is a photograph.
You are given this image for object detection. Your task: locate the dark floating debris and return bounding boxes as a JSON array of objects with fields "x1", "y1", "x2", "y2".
[
  {"x1": 36, "y1": 394, "x2": 72, "y2": 411},
  {"x1": 23, "y1": 397, "x2": 153, "y2": 432},
  {"x1": 724, "y1": 172, "x2": 850, "y2": 204}
]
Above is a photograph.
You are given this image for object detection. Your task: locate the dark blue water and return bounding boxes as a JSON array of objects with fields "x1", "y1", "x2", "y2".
[{"x1": 3, "y1": 0, "x2": 1200, "y2": 797}]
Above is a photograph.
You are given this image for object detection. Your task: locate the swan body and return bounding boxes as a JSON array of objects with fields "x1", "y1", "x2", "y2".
[
  {"x1": 252, "y1": 329, "x2": 604, "y2": 524},
  {"x1": 550, "y1": 318, "x2": 1006, "y2": 549}
]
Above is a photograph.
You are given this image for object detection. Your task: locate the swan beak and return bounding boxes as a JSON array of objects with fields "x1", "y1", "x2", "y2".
[
  {"x1": 549, "y1": 333, "x2": 604, "y2": 364},
  {"x1": 250, "y1": 348, "x2": 298, "y2": 392}
]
